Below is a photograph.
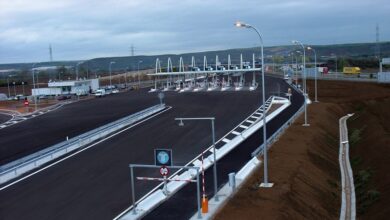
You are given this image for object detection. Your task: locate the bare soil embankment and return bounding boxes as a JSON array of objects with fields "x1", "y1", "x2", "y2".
[{"x1": 215, "y1": 80, "x2": 390, "y2": 220}]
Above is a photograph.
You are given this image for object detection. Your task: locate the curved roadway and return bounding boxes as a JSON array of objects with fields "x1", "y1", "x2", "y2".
[
  {"x1": 0, "y1": 76, "x2": 300, "y2": 220},
  {"x1": 0, "y1": 88, "x2": 159, "y2": 165}
]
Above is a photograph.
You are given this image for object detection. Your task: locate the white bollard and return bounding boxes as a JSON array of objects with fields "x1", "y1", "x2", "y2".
[{"x1": 228, "y1": 172, "x2": 236, "y2": 192}]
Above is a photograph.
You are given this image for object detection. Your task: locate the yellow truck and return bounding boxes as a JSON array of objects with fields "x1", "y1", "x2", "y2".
[{"x1": 343, "y1": 67, "x2": 361, "y2": 75}]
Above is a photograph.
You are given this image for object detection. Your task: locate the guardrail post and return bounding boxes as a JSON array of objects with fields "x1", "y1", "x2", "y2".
[
  {"x1": 196, "y1": 168, "x2": 202, "y2": 219},
  {"x1": 228, "y1": 172, "x2": 236, "y2": 192},
  {"x1": 130, "y1": 166, "x2": 137, "y2": 215}
]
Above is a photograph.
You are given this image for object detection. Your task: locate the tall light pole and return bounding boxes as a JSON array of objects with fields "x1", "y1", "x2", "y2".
[
  {"x1": 175, "y1": 117, "x2": 219, "y2": 201},
  {"x1": 292, "y1": 40, "x2": 310, "y2": 126},
  {"x1": 138, "y1": 60, "x2": 143, "y2": 88},
  {"x1": 307, "y1": 46, "x2": 318, "y2": 102},
  {"x1": 235, "y1": 21, "x2": 272, "y2": 187},
  {"x1": 109, "y1": 61, "x2": 115, "y2": 87},
  {"x1": 331, "y1": 53, "x2": 338, "y2": 78},
  {"x1": 76, "y1": 62, "x2": 83, "y2": 80},
  {"x1": 22, "y1": 82, "x2": 25, "y2": 95},
  {"x1": 31, "y1": 63, "x2": 38, "y2": 111},
  {"x1": 7, "y1": 76, "x2": 11, "y2": 98},
  {"x1": 13, "y1": 81, "x2": 16, "y2": 96}
]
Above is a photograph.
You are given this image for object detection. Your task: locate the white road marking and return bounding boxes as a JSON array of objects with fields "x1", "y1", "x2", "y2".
[
  {"x1": 246, "y1": 120, "x2": 254, "y2": 123},
  {"x1": 222, "y1": 138, "x2": 230, "y2": 143},
  {"x1": 232, "y1": 131, "x2": 241, "y2": 135},
  {"x1": 239, "y1": 125, "x2": 248, "y2": 129},
  {"x1": 0, "y1": 106, "x2": 172, "y2": 191}
]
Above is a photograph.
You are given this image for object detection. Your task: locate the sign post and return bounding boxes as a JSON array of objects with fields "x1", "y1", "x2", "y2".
[
  {"x1": 24, "y1": 99, "x2": 29, "y2": 113},
  {"x1": 129, "y1": 164, "x2": 201, "y2": 219},
  {"x1": 159, "y1": 165, "x2": 170, "y2": 195}
]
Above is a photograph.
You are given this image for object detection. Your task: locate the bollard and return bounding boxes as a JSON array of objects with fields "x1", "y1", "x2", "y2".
[
  {"x1": 228, "y1": 172, "x2": 236, "y2": 192},
  {"x1": 201, "y1": 196, "x2": 208, "y2": 213}
]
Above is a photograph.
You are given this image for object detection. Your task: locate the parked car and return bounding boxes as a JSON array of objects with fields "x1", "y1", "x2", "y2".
[
  {"x1": 57, "y1": 95, "x2": 71, "y2": 100},
  {"x1": 112, "y1": 89, "x2": 119, "y2": 94},
  {"x1": 95, "y1": 89, "x2": 106, "y2": 97},
  {"x1": 16, "y1": 94, "x2": 26, "y2": 100},
  {"x1": 38, "y1": 95, "x2": 48, "y2": 100}
]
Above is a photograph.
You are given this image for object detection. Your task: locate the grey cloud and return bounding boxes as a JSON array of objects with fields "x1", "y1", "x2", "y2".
[{"x1": 0, "y1": 0, "x2": 389, "y2": 63}]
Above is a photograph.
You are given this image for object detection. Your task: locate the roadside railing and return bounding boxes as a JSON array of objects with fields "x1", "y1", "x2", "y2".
[
  {"x1": 252, "y1": 83, "x2": 305, "y2": 157},
  {"x1": 114, "y1": 96, "x2": 279, "y2": 219},
  {"x1": 0, "y1": 104, "x2": 166, "y2": 185}
]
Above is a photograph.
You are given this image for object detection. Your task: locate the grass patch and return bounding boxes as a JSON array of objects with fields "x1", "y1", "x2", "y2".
[
  {"x1": 349, "y1": 125, "x2": 366, "y2": 147},
  {"x1": 354, "y1": 168, "x2": 381, "y2": 214},
  {"x1": 350, "y1": 156, "x2": 362, "y2": 168},
  {"x1": 354, "y1": 103, "x2": 366, "y2": 113}
]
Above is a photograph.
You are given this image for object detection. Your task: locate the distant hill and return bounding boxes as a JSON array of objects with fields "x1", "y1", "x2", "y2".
[{"x1": 1, "y1": 42, "x2": 389, "y2": 74}]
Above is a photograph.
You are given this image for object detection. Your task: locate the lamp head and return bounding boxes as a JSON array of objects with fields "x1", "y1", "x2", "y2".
[
  {"x1": 234, "y1": 21, "x2": 250, "y2": 28},
  {"x1": 307, "y1": 46, "x2": 312, "y2": 50},
  {"x1": 110, "y1": 61, "x2": 116, "y2": 64},
  {"x1": 292, "y1": 40, "x2": 299, "y2": 44},
  {"x1": 178, "y1": 120, "x2": 184, "y2": 126}
]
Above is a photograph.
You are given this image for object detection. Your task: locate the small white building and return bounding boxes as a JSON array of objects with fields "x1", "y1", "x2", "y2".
[{"x1": 32, "y1": 79, "x2": 99, "y2": 96}]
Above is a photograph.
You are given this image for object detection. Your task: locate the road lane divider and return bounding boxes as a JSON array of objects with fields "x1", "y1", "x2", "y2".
[
  {"x1": 116, "y1": 96, "x2": 291, "y2": 220},
  {"x1": 0, "y1": 104, "x2": 168, "y2": 187}
]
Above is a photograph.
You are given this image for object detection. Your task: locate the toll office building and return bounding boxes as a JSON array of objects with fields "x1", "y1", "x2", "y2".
[{"x1": 32, "y1": 79, "x2": 99, "y2": 96}]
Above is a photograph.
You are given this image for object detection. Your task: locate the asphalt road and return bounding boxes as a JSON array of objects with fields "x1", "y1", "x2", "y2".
[
  {"x1": 143, "y1": 78, "x2": 304, "y2": 219},
  {"x1": 0, "y1": 76, "x2": 292, "y2": 220},
  {"x1": 0, "y1": 88, "x2": 160, "y2": 165},
  {"x1": 0, "y1": 113, "x2": 11, "y2": 124}
]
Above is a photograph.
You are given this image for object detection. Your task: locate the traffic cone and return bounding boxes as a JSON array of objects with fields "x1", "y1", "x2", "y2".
[{"x1": 201, "y1": 196, "x2": 208, "y2": 213}]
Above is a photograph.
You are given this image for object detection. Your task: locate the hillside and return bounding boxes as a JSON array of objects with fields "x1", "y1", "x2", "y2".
[
  {"x1": 1, "y1": 42, "x2": 389, "y2": 74},
  {"x1": 214, "y1": 80, "x2": 390, "y2": 220}
]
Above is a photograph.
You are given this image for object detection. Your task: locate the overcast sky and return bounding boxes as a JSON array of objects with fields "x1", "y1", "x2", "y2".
[{"x1": 0, "y1": 0, "x2": 389, "y2": 64}]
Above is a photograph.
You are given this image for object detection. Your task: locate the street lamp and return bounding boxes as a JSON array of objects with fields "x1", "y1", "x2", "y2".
[
  {"x1": 22, "y1": 82, "x2": 25, "y2": 95},
  {"x1": 76, "y1": 62, "x2": 83, "y2": 80},
  {"x1": 307, "y1": 46, "x2": 318, "y2": 102},
  {"x1": 330, "y1": 53, "x2": 338, "y2": 78},
  {"x1": 175, "y1": 117, "x2": 219, "y2": 201},
  {"x1": 235, "y1": 21, "x2": 272, "y2": 187},
  {"x1": 13, "y1": 81, "x2": 16, "y2": 96},
  {"x1": 31, "y1": 63, "x2": 38, "y2": 111},
  {"x1": 292, "y1": 40, "x2": 309, "y2": 126},
  {"x1": 6, "y1": 76, "x2": 11, "y2": 98},
  {"x1": 109, "y1": 61, "x2": 115, "y2": 87},
  {"x1": 138, "y1": 60, "x2": 143, "y2": 88}
]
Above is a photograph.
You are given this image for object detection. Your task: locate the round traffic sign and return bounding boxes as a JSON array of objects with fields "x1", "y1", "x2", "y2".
[
  {"x1": 157, "y1": 151, "x2": 170, "y2": 165},
  {"x1": 24, "y1": 100, "x2": 29, "y2": 106},
  {"x1": 159, "y1": 166, "x2": 169, "y2": 176}
]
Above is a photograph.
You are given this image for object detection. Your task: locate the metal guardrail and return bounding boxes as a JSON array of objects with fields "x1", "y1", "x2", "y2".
[
  {"x1": 252, "y1": 83, "x2": 305, "y2": 157},
  {"x1": 114, "y1": 96, "x2": 277, "y2": 219},
  {"x1": 0, "y1": 104, "x2": 166, "y2": 185}
]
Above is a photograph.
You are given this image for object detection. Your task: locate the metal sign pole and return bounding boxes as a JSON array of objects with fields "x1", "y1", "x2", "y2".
[
  {"x1": 163, "y1": 175, "x2": 168, "y2": 195},
  {"x1": 129, "y1": 164, "x2": 201, "y2": 218},
  {"x1": 196, "y1": 168, "x2": 201, "y2": 219},
  {"x1": 130, "y1": 166, "x2": 136, "y2": 215}
]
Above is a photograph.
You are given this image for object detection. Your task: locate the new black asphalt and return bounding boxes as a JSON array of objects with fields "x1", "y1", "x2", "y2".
[
  {"x1": 0, "y1": 76, "x2": 297, "y2": 220},
  {"x1": 144, "y1": 81, "x2": 304, "y2": 219},
  {"x1": 0, "y1": 88, "x2": 159, "y2": 165},
  {"x1": 0, "y1": 113, "x2": 11, "y2": 124}
]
